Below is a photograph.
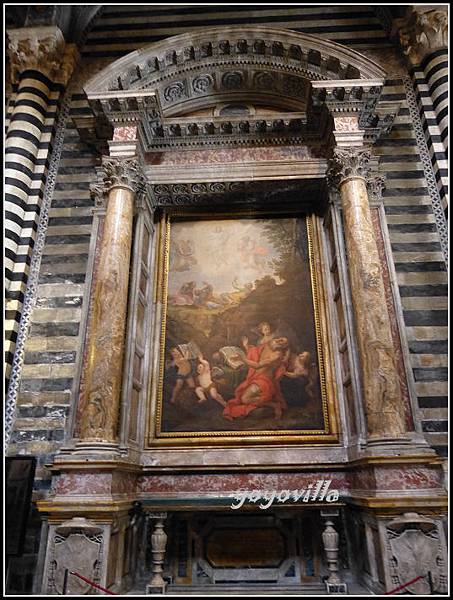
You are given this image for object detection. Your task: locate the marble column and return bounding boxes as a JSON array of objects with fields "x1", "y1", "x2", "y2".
[
  {"x1": 328, "y1": 148, "x2": 407, "y2": 441},
  {"x1": 78, "y1": 157, "x2": 144, "y2": 445}
]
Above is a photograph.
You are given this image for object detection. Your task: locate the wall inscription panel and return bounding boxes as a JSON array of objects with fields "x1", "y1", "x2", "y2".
[{"x1": 148, "y1": 209, "x2": 338, "y2": 446}]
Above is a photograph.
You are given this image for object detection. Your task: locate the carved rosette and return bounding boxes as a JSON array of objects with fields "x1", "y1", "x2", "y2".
[
  {"x1": 327, "y1": 148, "x2": 372, "y2": 188},
  {"x1": 7, "y1": 26, "x2": 79, "y2": 85},
  {"x1": 396, "y1": 8, "x2": 448, "y2": 65}
]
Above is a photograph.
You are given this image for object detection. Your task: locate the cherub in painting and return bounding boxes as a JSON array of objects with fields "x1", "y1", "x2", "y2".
[
  {"x1": 166, "y1": 347, "x2": 196, "y2": 404},
  {"x1": 195, "y1": 354, "x2": 227, "y2": 407}
]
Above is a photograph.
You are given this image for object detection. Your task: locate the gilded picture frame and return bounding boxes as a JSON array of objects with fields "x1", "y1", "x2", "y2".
[{"x1": 147, "y1": 207, "x2": 339, "y2": 446}]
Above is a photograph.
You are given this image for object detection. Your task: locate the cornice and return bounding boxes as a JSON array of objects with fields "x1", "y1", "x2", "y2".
[{"x1": 85, "y1": 26, "x2": 386, "y2": 95}]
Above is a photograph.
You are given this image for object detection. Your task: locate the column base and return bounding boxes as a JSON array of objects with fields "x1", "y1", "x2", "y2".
[
  {"x1": 326, "y1": 581, "x2": 348, "y2": 594},
  {"x1": 146, "y1": 581, "x2": 167, "y2": 595},
  {"x1": 363, "y1": 432, "x2": 436, "y2": 457},
  {"x1": 72, "y1": 439, "x2": 122, "y2": 457}
]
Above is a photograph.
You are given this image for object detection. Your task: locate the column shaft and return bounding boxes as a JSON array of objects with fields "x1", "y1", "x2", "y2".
[
  {"x1": 79, "y1": 186, "x2": 135, "y2": 442},
  {"x1": 5, "y1": 72, "x2": 51, "y2": 291},
  {"x1": 338, "y1": 176, "x2": 406, "y2": 438},
  {"x1": 423, "y1": 49, "x2": 448, "y2": 151}
]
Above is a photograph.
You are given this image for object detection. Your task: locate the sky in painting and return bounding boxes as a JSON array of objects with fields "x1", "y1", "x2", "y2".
[{"x1": 168, "y1": 219, "x2": 282, "y2": 295}]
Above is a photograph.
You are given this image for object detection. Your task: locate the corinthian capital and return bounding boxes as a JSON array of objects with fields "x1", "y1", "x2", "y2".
[
  {"x1": 327, "y1": 148, "x2": 372, "y2": 188},
  {"x1": 91, "y1": 157, "x2": 146, "y2": 207},
  {"x1": 367, "y1": 174, "x2": 387, "y2": 203},
  {"x1": 395, "y1": 7, "x2": 448, "y2": 65},
  {"x1": 7, "y1": 26, "x2": 79, "y2": 85}
]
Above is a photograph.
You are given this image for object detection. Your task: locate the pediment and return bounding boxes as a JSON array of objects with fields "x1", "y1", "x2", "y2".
[{"x1": 84, "y1": 26, "x2": 386, "y2": 117}]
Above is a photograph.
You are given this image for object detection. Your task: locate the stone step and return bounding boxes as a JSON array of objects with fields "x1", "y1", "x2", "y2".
[{"x1": 168, "y1": 584, "x2": 325, "y2": 595}]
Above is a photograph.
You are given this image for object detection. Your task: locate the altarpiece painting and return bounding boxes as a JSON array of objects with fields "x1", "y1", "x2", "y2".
[{"x1": 150, "y1": 211, "x2": 337, "y2": 445}]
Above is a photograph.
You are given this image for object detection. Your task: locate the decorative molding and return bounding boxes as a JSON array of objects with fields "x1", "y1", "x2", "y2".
[
  {"x1": 395, "y1": 7, "x2": 448, "y2": 65},
  {"x1": 311, "y1": 79, "x2": 399, "y2": 143},
  {"x1": 7, "y1": 26, "x2": 79, "y2": 85},
  {"x1": 84, "y1": 27, "x2": 387, "y2": 99},
  {"x1": 149, "y1": 178, "x2": 327, "y2": 213},
  {"x1": 140, "y1": 113, "x2": 307, "y2": 151}
]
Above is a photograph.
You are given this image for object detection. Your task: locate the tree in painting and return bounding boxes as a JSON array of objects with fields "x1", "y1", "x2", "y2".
[{"x1": 160, "y1": 216, "x2": 325, "y2": 435}]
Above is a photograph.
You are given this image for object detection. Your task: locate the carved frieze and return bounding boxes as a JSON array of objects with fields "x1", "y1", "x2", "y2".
[
  {"x1": 140, "y1": 113, "x2": 307, "y2": 151},
  {"x1": 150, "y1": 178, "x2": 326, "y2": 212},
  {"x1": 7, "y1": 26, "x2": 78, "y2": 85}
]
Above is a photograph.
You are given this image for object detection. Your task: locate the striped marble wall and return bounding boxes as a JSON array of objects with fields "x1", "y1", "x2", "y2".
[
  {"x1": 82, "y1": 4, "x2": 392, "y2": 57},
  {"x1": 8, "y1": 112, "x2": 96, "y2": 491},
  {"x1": 375, "y1": 78, "x2": 448, "y2": 457},
  {"x1": 8, "y1": 6, "x2": 448, "y2": 491}
]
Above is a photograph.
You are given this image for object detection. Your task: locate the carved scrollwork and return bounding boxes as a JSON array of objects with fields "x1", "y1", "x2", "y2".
[
  {"x1": 192, "y1": 183, "x2": 208, "y2": 194},
  {"x1": 209, "y1": 182, "x2": 226, "y2": 193},
  {"x1": 154, "y1": 184, "x2": 170, "y2": 195}
]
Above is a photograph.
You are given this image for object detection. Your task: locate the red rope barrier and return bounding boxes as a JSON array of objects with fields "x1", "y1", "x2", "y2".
[
  {"x1": 69, "y1": 571, "x2": 117, "y2": 595},
  {"x1": 385, "y1": 575, "x2": 425, "y2": 595}
]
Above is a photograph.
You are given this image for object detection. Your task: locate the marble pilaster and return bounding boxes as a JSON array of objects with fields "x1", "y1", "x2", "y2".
[{"x1": 328, "y1": 148, "x2": 408, "y2": 441}]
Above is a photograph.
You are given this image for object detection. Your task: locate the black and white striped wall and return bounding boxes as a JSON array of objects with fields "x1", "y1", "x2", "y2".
[
  {"x1": 5, "y1": 70, "x2": 63, "y2": 383},
  {"x1": 410, "y1": 47, "x2": 448, "y2": 215}
]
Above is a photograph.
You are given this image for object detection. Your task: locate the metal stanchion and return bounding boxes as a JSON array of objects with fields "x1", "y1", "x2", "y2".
[
  {"x1": 427, "y1": 571, "x2": 434, "y2": 594},
  {"x1": 62, "y1": 568, "x2": 69, "y2": 595}
]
